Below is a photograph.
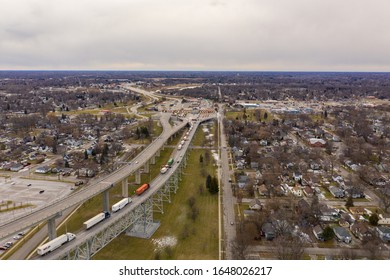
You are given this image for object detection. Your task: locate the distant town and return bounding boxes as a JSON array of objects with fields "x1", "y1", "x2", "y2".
[{"x1": 0, "y1": 71, "x2": 389, "y2": 260}]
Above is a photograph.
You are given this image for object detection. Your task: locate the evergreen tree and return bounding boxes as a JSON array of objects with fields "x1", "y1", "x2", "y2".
[
  {"x1": 210, "y1": 176, "x2": 219, "y2": 194},
  {"x1": 369, "y1": 213, "x2": 379, "y2": 226},
  {"x1": 322, "y1": 226, "x2": 334, "y2": 241},
  {"x1": 206, "y1": 174, "x2": 212, "y2": 190},
  {"x1": 345, "y1": 195, "x2": 354, "y2": 208}
]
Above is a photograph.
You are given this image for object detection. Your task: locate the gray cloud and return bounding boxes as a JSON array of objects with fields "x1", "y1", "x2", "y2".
[{"x1": 1, "y1": 0, "x2": 390, "y2": 71}]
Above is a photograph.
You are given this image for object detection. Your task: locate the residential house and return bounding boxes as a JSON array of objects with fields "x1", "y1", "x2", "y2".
[
  {"x1": 261, "y1": 223, "x2": 276, "y2": 240},
  {"x1": 332, "y1": 175, "x2": 344, "y2": 185},
  {"x1": 233, "y1": 148, "x2": 244, "y2": 158},
  {"x1": 344, "y1": 160, "x2": 360, "y2": 171},
  {"x1": 35, "y1": 165, "x2": 52, "y2": 174},
  {"x1": 378, "y1": 213, "x2": 390, "y2": 226},
  {"x1": 237, "y1": 175, "x2": 249, "y2": 189},
  {"x1": 309, "y1": 138, "x2": 326, "y2": 147},
  {"x1": 329, "y1": 186, "x2": 345, "y2": 198},
  {"x1": 310, "y1": 162, "x2": 321, "y2": 170},
  {"x1": 350, "y1": 222, "x2": 372, "y2": 241},
  {"x1": 313, "y1": 225, "x2": 324, "y2": 241},
  {"x1": 250, "y1": 162, "x2": 259, "y2": 170},
  {"x1": 349, "y1": 207, "x2": 365, "y2": 216},
  {"x1": 291, "y1": 185, "x2": 303, "y2": 197},
  {"x1": 10, "y1": 163, "x2": 24, "y2": 172},
  {"x1": 259, "y1": 140, "x2": 268, "y2": 146},
  {"x1": 376, "y1": 226, "x2": 390, "y2": 242},
  {"x1": 333, "y1": 226, "x2": 352, "y2": 243},
  {"x1": 293, "y1": 172, "x2": 303, "y2": 182},
  {"x1": 371, "y1": 176, "x2": 387, "y2": 187},
  {"x1": 236, "y1": 161, "x2": 245, "y2": 170},
  {"x1": 319, "y1": 204, "x2": 340, "y2": 222},
  {"x1": 258, "y1": 184, "x2": 268, "y2": 196},
  {"x1": 249, "y1": 199, "x2": 262, "y2": 211},
  {"x1": 345, "y1": 187, "x2": 365, "y2": 199},
  {"x1": 340, "y1": 213, "x2": 355, "y2": 225},
  {"x1": 332, "y1": 135, "x2": 341, "y2": 142},
  {"x1": 78, "y1": 168, "x2": 95, "y2": 178},
  {"x1": 303, "y1": 186, "x2": 314, "y2": 197}
]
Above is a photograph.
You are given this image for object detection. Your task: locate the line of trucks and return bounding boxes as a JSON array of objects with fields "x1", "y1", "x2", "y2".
[
  {"x1": 36, "y1": 183, "x2": 153, "y2": 256},
  {"x1": 177, "y1": 127, "x2": 191, "y2": 150},
  {"x1": 160, "y1": 158, "x2": 174, "y2": 174}
]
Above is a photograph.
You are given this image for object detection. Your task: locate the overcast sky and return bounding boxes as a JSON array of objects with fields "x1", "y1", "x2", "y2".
[{"x1": 1, "y1": 0, "x2": 390, "y2": 71}]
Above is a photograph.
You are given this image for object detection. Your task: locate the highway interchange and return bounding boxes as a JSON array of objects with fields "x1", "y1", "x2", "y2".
[{"x1": 0, "y1": 86, "x2": 223, "y2": 260}]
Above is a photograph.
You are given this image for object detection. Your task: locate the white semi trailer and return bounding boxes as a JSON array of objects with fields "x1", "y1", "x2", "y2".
[
  {"x1": 160, "y1": 166, "x2": 168, "y2": 174},
  {"x1": 83, "y1": 211, "x2": 111, "y2": 230},
  {"x1": 111, "y1": 198, "x2": 132, "y2": 212},
  {"x1": 36, "y1": 233, "x2": 76, "y2": 256}
]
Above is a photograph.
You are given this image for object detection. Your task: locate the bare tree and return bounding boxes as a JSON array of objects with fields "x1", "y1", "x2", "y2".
[
  {"x1": 231, "y1": 231, "x2": 251, "y2": 260},
  {"x1": 378, "y1": 189, "x2": 390, "y2": 213},
  {"x1": 274, "y1": 235, "x2": 305, "y2": 260}
]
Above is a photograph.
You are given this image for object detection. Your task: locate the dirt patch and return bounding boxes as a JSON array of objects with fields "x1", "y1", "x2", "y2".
[{"x1": 152, "y1": 236, "x2": 177, "y2": 252}]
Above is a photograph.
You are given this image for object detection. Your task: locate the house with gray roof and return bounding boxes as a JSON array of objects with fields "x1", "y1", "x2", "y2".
[
  {"x1": 329, "y1": 185, "x2": 345, "y2": 198},
  {"x1": 249, "y1": 199, "x2": 262, "y2": 211},
  {"x1": 376, "y1": 226, "x2": 390, "y2": 242},
  {"x1": 261, "y1": 223, "x2": 276, "y2": 240},
  {"x1": 333, "y1": 226, "x2": 352, "y2": 243},
  {"x1": 313, "y1": 225, "x2": 324, "y2": 241}
]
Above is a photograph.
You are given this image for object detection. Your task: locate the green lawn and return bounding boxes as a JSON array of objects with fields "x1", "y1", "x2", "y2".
[
  {"x1": 225, "y1": 109, "x2": 274, "y2": 123},
  {"x1": 94, "y1": 131, "x2": 218, "y2": 259}
]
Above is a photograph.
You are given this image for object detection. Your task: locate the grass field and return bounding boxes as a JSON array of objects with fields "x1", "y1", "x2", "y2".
[
  {"x1": 225, "y1": 109, "x2": 273, "y2": 123},
  {"x1": 93, "y1": 130, "x2": 218, "y2": 259}
]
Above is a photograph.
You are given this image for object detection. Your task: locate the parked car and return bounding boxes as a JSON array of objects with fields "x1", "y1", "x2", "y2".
[{"x1": 74, "y1": 181, "x2": 84, "y2": 186}]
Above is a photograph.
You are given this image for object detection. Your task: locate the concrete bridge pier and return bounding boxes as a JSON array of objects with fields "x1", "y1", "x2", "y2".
[
  {"x1": 150, "y1": 155, "x2": 156, "y2": 165},
  {"x1": 103, "y1": 190, "x2": 110, "y2": 213},
  {"x1": 122, "y1": 178, "x2": 128, "y2": 197},
  {"x1": 47, "y1": 212, "x2": 62, "y2": 240},
  {"x1": 48, "y1": 218, "x2": 57, "y2": 240},
  {"x1": 144, "y1": 161, "x2": 150, "y2": 173},
  {"x1": 135, "y1": 170, "x2": 141, "y2": 184}
]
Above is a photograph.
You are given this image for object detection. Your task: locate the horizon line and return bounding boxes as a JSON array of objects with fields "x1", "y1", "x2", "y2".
[{"x1": 1, "y1": 69, "x2": 390, "y2": 74}]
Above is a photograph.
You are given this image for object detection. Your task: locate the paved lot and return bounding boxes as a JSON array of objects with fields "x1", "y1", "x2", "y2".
[{"x1": 0, "y1": 177, "x2": 72, "y2": 224}]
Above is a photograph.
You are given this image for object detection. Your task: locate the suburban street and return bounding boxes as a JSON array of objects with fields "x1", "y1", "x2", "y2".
[{"x1": 218, "y1": 104, "x2": 236, "y2": 260}]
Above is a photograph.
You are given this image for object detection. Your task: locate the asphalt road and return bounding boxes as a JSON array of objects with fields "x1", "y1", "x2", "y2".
[{"x1": 218, "y1": 104, "x2": 236, "y2": 260}]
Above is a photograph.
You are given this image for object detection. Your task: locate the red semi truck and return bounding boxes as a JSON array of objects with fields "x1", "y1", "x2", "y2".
[{"x1": 136, "y1": 183, "x2": 150, "y2": 195}]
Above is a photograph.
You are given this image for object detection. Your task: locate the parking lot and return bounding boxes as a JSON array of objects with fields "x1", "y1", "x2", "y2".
[{"x1": 0, "y1": 177, "x2": 72, "y2": 224}]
